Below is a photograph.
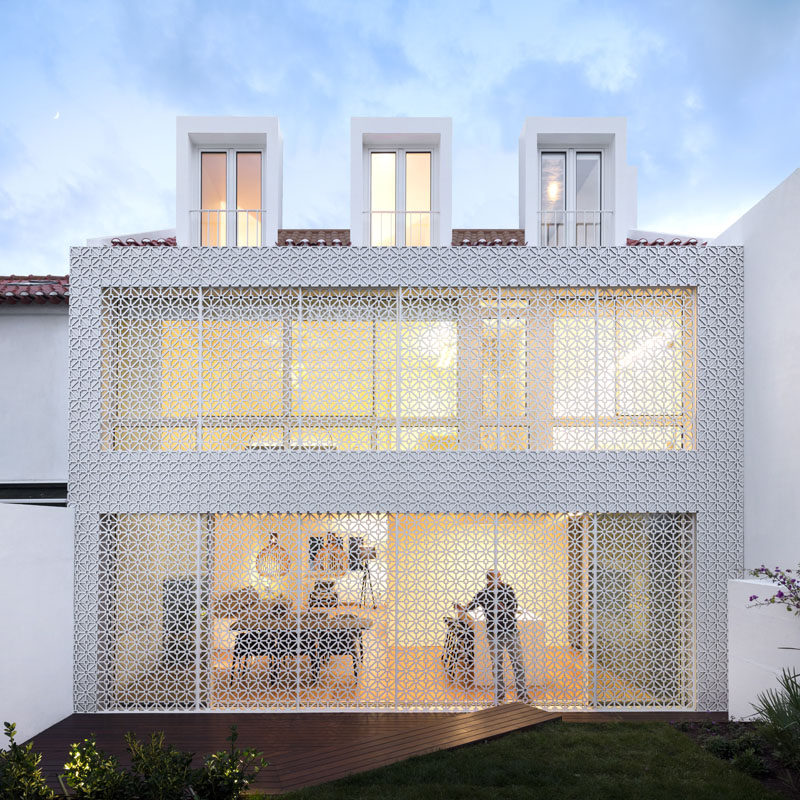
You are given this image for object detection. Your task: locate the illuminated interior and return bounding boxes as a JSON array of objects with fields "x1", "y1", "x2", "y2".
[
  {"x1": 99, "y1": 512, "x2": 695, "y2": 711},
  {"x1": 102, "y1": 287, "x2": 696, "y2": 452}
]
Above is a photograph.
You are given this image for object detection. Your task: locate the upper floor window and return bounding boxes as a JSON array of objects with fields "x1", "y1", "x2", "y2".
[
  {"x1": 369, "y1": 150, "x2": 432, "y2": 246},
  {"x1": 540, "y1": 150, "x2": 604, "y2": 246},
  {"x1": 198, "y1": 150, "x2": 263, "y2": 246}
]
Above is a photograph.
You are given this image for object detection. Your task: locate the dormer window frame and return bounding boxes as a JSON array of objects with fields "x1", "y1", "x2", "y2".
[
  {"x1": 364, "y1": 145, "x2": 438, "y2": 247},
  {"x1": 350, "y1": 118, "x2": 452, "y2": 247},
  {"x1": 519, "y1": 117, "x2": 636, "y2": 247},
  {"x1": 176, "y1": 117, "x2": 282, "y2": 248}
]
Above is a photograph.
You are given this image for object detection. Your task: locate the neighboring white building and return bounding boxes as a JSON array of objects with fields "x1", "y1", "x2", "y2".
[{"x1": 0, "y1": 115, "x2": 797, "y2": 728}]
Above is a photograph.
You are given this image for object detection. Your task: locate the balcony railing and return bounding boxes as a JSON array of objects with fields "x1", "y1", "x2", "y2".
[
  {"x1": 538, "y1": 210, "x2": 613, "y2": 247},
  {"x1": 190, "y1": 209, "x2": 266, "y2": 247},
  {"x1": 365, "y1": 211, "x2": 439, "y2": 247}
]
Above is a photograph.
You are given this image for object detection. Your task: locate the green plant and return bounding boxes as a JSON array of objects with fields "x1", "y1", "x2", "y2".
[
  {"x1": 126, "y1": 731, "x2": 194, "y2": 800},
  {"x1": 731, "y1": 747, "x2": 769, "y2": 778},
  {"x1": 752, "y1": 668, "x2": 800, "y2": 770},
  {"x1": 189, "y1": 726, "x2": 268, "y2": 800},
  {"x1": 0, "y1": 722, "x2": 54, "y2": 800},
  {"x1": 62, "y1": 734, "x2": 136, "y2": 799},
  {"x1": 701, "y1": 734, "x2": 735, "y2": 760}
]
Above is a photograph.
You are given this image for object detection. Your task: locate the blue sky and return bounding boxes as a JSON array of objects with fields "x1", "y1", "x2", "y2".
[{"x1": 1, "y1": 0, "x2": 798, "y2": 272}]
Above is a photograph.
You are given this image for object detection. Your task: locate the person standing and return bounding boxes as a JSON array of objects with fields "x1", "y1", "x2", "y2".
[{"x1": 465, "y1": 570, "x2": 527, "y2": 703}]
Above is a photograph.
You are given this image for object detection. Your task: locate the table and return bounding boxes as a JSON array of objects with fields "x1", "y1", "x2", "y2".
[{"x1": 231, "y1": 609, "x2": 373, "y2": 684}]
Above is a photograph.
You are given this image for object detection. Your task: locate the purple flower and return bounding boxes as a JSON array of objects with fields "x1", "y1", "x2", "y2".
[
  {"x1": 749, "y1": 595, "x2": 759, "y2": 601},
  {"x1": 776, "y1": 591, "x2": 785, "y2": 599}
]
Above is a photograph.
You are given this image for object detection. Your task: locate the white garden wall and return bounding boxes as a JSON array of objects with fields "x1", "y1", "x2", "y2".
[
  {"x1": 0, "y1": 503, "x2": 73, "y2": 742},
  {"x1": 717, "y1": 169, "x2": 800, "y2": 569},
  {"x1": 728, "y1": 578, "x2": 800, "y2": 720}
]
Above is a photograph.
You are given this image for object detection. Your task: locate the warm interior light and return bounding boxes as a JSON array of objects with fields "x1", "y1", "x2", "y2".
[{"x1": 547, "y1": 180, "x2": 560, "y2": 204}]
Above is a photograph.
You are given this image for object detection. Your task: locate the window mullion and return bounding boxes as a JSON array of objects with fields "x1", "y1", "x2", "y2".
[{"x1": 397, "y1": 149, "x2": 405, "y2": 247}]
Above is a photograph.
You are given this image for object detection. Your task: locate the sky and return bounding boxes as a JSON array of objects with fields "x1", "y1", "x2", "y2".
[{"x1": 1, "y1": 0, "x2": 799, "y2": 273}]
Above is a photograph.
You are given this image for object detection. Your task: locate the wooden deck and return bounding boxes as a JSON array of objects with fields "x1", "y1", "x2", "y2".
[
  {"x1": 29, "y1": 706, "x2": 728, "y2": 795},
  {"x1": 31, "y1": 704, "x2": 559, "y2": 795}
]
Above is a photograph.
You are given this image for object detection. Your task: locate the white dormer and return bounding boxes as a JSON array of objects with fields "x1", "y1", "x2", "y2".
[
  {"x1": 519, "y1": 117, "x2": 637, "y2": 246},
  {"x1": 176, "y1": 116, "x2": 283, "y2": 247},
  {"x1": 350, "y1": 117, "x2": 452, "y2": 247}
]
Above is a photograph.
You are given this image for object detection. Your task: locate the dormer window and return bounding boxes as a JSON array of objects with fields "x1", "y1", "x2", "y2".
[
  {"x1": 199, "y1": 150, "x2": 263, "y2": 246},
  {"x1": 176, "y1": 117, "x2": 282, "y2": 247},
  {"x1": 369, "y1": 150, "x2": 432, "y2": 246},
  {"x1": 540, "y1": 150, "x2": 602, "y2": 246},
  {"x1": 519, "y1": 117, "x2": 635, "y2": 246},
  {"x1": 351, "y1": 118, "x2": 451, "y2": 247}
]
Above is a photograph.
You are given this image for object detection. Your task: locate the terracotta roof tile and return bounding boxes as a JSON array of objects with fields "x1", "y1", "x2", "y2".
[
  {"x1": 0, "y1": 275, "x2": 69, "y2": 305},
  {"x1": 452, "y1": 229, "x2": 524, "y2": 246},
  {"x1": 278, "y1": 229, "x2": 351, "y2": 246},
  {"x1": 626, "y1": 236, "x2": 706, "y2": 246},
  {"x1": 110, "y1": 236, "x2": 176, "y2": 246}
]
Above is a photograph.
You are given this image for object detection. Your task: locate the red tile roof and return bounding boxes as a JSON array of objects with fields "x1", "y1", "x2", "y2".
[
  {"x1": 627, "y1": 236, "x2": 707, "y2": 246},
  {"x1": 0, "y1": 275, "x2": 69, "y2": 305},
  {"x1": 278, "y1": 229, "x2": 351, "y2": 246},
  {"x1": 453, "y1": 229, "x2": 524, "y2": 246},
  {"x1": 110, "y1": 236, "x2": 176, "y2": 246}
]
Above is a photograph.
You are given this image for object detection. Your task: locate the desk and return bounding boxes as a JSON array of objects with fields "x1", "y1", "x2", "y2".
[
  {"x1": 231, "y1": 609, "x2": 373, "y2": 684},
  {"x1": 446, "y1": 610, "x2": 544, "y2": 691}
]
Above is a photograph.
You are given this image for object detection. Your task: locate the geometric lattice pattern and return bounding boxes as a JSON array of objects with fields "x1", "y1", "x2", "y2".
[
  {"x1": 70, "y1": 245, "x2": 744, "y2": 712},
  {"x1": 97, "y1": 512, "x2": 694, "y2": 711},
  {"x1": 100, "y1": 287, "x2": 696, "y2": 453}
]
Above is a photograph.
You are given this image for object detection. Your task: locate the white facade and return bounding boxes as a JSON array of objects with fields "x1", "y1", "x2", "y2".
[
  {"x1": 0, "y1": 503, "x2": 74, "y2": 741},
  {"x1": 519, "y1": 117, "x2": 637, "y2": 246},
  {"x1": 716, "y1": 168, "x2": 800, "y2": 569},
  {"x1": 350, "y1": 117, "x2": 453, "y2": 246},
  {"x1": 0, "y1": 305, "x2": 68, "y2": 486},
  {"x1": 728, "y1": 578, "x2": 800, "y2": 720},
  {"x1": 175, "y1": 116, "x2": 283, "y2": 247}
]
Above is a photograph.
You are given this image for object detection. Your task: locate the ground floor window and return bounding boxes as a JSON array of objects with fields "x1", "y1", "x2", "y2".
[{"x1": 97, "y1": 512, "x2": 695, "y2": 711}]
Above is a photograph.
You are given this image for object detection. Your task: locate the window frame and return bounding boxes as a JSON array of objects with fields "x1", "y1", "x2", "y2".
[
  {"x1": 196, "y1": 147, "x2": 267, "y2": 247},
  {"x1": 538, "y1": 148, "x2": 606, "y2": 246},
  {"x1": 364, "y1": 146, "x2": 437, "y2": 246}
]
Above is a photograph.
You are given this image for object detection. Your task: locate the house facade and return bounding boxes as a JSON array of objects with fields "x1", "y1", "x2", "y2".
[{"x1": 64, "y1": 115, "x2": 743, "y2": 714}]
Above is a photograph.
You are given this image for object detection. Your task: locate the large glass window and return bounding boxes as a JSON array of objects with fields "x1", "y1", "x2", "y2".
[
  {"x1": 540, "y1": 151, "x2": 603, "y2": 246},
  {"x1": 199, "y1": 150, "x2": 263, "y2": 246},
  {"x1": 369, "y1": 150, "x2": 432, "y2": 246},
  {"x1": 97, "y1": 511, "x2": 695, "y2": 711},
  {"x1": 102, "y1": 287, "x2": 695, "y2": 452}
]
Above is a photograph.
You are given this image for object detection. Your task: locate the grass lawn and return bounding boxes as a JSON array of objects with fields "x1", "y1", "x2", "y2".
[{"x1": 259, "y1": 721, "x2": 783, "y2": 800}]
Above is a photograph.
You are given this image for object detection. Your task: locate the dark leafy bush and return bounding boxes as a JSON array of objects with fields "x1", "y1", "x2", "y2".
[
  {"x1": 189, "y1": 726, "x2": 268, "y2": 800},
  {"x1": 0, "y1": 721, "x2": 54, "y2": 800},
  {"x1": 702, "y1": 734, "x2": 735, "y2": 760},
  {"x1": 752, "y1": 668, "x2": 800, "y2": 771},
  {"x1": 126, "y1": 731, "x2": 194, "y2": 800},
  {"x1": 63, "y1": 735, "x2": 136, "y2": 799},
  {"x1": 731, "y1": 747, "x2": 770, "y2": 778}
]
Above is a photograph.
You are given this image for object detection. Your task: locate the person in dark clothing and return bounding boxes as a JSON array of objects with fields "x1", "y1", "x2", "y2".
[{"x1": 464, "y1": 570, "x2": 527, "y2": 703}]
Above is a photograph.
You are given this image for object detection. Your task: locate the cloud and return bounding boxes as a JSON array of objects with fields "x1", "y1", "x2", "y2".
[{"x1": 0, "y1": 0, "x2": 798, "y2": 271}]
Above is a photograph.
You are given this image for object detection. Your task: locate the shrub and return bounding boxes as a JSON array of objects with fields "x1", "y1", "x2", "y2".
[
  {"x1": 0, "y1": 721, "x2": 54, "y2": 800},
  {"x1": 189, "y1": 726, "x2": 268, "y2": 800},
  {"x1": 702, "y1": 734, "x2": 735, "y2": 760},
  {"x1": 126, "y1": 731, "x2": 195, "y2": 800},
  {"x1": 752, "y1": 668, "x2": 800, "y2": 771},
  {"x1": 62, "y1": 735, "x2": 135, "y2": 799},
  {"x1": 731, "y1": 747, "x2": 770, "y2": 778}
]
